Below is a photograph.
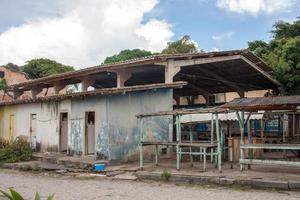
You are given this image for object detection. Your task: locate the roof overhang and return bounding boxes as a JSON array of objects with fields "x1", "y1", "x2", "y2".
[
  {"x1": 0, "y1": 82, "x2": 186, "y2": 106},
  {"x1": 220, "y1": 96, "x2": 300, "y2": 112}
]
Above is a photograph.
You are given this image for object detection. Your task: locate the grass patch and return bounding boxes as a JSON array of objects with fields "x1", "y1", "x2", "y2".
[
  {"x1": 0, "y1": 137, "x2": 32, "y2": 163},
  {"x1": 161, "y1": 170, "x2": 171, "y2": 181}
]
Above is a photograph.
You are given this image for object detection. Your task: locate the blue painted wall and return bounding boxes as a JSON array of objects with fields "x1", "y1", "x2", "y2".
[{"x1": 69, "y1": 88, "x2": 173, "y2": 161}]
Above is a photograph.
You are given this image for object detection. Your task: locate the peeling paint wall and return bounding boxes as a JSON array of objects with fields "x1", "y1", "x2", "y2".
[
  {"x1": 0, "y1": 88, "x2": 172, "y2": 161},
  {"x1": 0, "y1": 100, "x2": 71, "y2": 152},
  {"x1": 105, "y1": 89, "x2": 172, "y2": 161},
  {"x1": 68, "y1": 88, "x2": 172, "y2": 160}
]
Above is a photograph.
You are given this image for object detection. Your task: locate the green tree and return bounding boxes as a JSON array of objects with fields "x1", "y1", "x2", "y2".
[
  {"x1": 3, "y1": 63, "x2": 20, "y2": 72},
  {"x1": 103, "y1": 49, "x2": 154, "y2": 64},
  {"x1": 248, "y1": 19, "x2": 300, "y2": 94},
  {"x1": 0, "y1": 78, "x2": 13, "y2": 98},
  {"x1": 22, "y1": 58, "x2": 74, "y2": 79},
  {"x1": 161, "y1": 35, "x2": 199, "y2": 54}
]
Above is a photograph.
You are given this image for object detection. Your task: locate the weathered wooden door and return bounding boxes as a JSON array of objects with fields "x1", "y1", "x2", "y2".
[
  {"x1": 60, "y1": 113, "x2": 68, "y2": 152},
  {"x1": 85, "y1": 112, "x2": 95, "y2": 155},
  {"x1": 9, "y1": 114, "x2": 15, "y2": 142},
  {"x1": 30, "y1": 114, "x2": 37, "y2": 150}
]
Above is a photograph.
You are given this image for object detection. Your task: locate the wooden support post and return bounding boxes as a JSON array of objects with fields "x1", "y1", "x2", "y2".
[
  {"x1": 203, "y1": 147, "x2": 207, "y2": 171},
  {"x1": 216, "y1": 113, "x2": 222, "y2": 173},
  {"x1": 139, "y1": 118, "x2": 144, "y2": 170},
  {"x1": 247, "y1": 119, "x2": 252, "y2": 169},
  {"x1": 176, "y1": 115, "x2": 180, "y2": 170},
  {"x1": 236, "y1": 111, "x2": 245, "y2": 171},
  {"x1": 228, "y1": 121, "x2": 233, "y2": 168},
  {"x1": 189, "y1": 125, "x2": 193, "y2": 167},
  {"x1": 210, "y1": 113, "x2": 214, "y2": 163},
  {"x1": 221, "y1": 127, "x2": 226, "y2": 160},
  {"x1": 293, "y1": 114, "x2": 296, "y2": 140},
  {"x1": 260, "y1": 119, "x2": 264, "y2": 142},
  {"x1": 155, "y1": 144, "x2": 158, "y2": 166}
]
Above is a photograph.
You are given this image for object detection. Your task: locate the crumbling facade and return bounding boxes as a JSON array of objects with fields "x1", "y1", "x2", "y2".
[{"x1": 0, "y1": 50, "x2": 280, "y2": 161}]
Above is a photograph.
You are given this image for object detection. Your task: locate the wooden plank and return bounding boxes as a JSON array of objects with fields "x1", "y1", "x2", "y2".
[
  {"x1": 240, "y1": 158, "x2": 300, "y2": 167},
  {"x1": 141, "y1": 141, "x2": 177, "y2": 146},
  {"x1": 179, "y1": 143, "x2": 217, "y2": 148},
  {"x1": 240, "y1": 144, "x2": 300, "y2": 150}
]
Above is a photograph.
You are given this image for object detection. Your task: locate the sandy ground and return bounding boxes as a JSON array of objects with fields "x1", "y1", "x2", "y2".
[{"x1": 0, "y1": 170, "x2": 300, "y2": 200}]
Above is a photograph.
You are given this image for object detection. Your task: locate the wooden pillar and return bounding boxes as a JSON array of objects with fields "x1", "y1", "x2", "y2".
[
  {"x1": 139, "y1": 118, "x2": 144, "y2": 170},
  {"x1": 210, "y1": 113, "x2": 214, "y2": 163},
  {"x1": 176, "y1": 115, "x2": 180, "y2": 170},
  {"x1": 215, "y1": 113, "x2": 222, "y2": 173},
  {"x1": 236, "y1": 111, "x2": 245, "y2": 171},
  {"x1": 260, "y1": 119, "x2": 264, "y2": 142},
  {"x1": 247, "y1": 118, "x2": 252, "y2": 169},
  {"x1": 189, "y1": 125, "x2": 193, "y2": 167}
]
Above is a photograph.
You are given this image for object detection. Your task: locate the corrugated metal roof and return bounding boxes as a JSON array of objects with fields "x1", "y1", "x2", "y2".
[
  {"x1": 0, "y1": 82, "x2": 186, "y2": 106},
  {"x1": 7, "y1": 49, "x2": 272, "y2": 90},
  {"x1": 181, "y1": 112, "x2": 264, "y2": 123},
  {"x1": 136, "y1": 107, "x2": 227, "y2": 118},
  {"x1": 221, "y1": 96, "x2": 300, "y2": 111}
]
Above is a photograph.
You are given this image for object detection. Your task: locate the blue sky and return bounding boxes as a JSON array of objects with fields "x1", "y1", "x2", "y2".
[
  {"x1": 0, "y1": 0, "x2": 299, "y2": 68},
  {"x1": 145, "y1": 0, "x2": 300, "y2": 51}
]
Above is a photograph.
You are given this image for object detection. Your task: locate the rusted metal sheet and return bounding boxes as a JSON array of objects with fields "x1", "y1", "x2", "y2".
[
  {"x1": 1, "y1": 82, "x2": 185, "y2": 106},
  {"x1": 7, "y1": 49, "x2": 256, "y2": 90},
  {"x1": 221, "y1": 96, "x2": 300, "y2": 111}
]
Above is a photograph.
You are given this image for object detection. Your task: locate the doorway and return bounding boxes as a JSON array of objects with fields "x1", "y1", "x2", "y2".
[
  {"x1": 85, "y1": 111, "x2": 95, "y2": 155},
  {"x1": 30, "y1": 114, "x2": 37, "y2": 150},
  {"x1": 59, "y1": 113, "x2": 68, "y2": 152},
  {"x1": 9, "y1": 114, "x2": 15, "y2": 143}
]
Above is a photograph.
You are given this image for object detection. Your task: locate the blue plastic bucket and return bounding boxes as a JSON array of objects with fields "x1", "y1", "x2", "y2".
[{"x1": 94, "y1": 163, "x2": 106, "y2": 171}]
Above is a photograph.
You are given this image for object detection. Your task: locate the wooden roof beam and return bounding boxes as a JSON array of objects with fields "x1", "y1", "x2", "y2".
[{"x1": 197, "y1": 67, "x2": 245, "y2": 98}]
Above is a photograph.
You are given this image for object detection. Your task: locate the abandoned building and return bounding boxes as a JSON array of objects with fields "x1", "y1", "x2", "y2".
[{"x1": 0, "y1": 49, "x2": 282, "y2": 162}]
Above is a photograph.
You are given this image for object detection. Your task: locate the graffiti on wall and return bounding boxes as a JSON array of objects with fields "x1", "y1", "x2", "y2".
[
  {"x1": 96, "y1": 121, "x2": 109, "y2": 159},
  {"x1": 142, "y1": 116, "x2": 170, "y2": 141},
  {"x1": 70, "y1": 119, "x2": 82, "y2": 155},
  {"x1": 107, "y1": 116, "x2": 170, "y2": 161}
]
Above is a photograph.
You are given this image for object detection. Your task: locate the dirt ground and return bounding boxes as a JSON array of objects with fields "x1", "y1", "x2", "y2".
[{"x1": 0, "y1": 170, "x2": 300, "y2": 200}]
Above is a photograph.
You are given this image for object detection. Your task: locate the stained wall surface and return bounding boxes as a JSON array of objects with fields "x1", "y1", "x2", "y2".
[{"x1": 0, "y1": 88, "x2": 173, "y2": 161}]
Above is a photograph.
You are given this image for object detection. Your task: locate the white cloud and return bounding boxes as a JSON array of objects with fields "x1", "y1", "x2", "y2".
[
  {"x1": 212, "y1": 32, "x2": 235, "y2": 41},
  {"x1": 211, "y1": 47, "x2": 221, "y2": 52},
  {"x1": 216, "y1": 0, "x2": 295, "y2": 15},
  {"x1": 136, "y1": 19, "x2": 173, "y2": 52},
  {"x1": 0, "y1": 0, "x2": 173, "y2": 68}
]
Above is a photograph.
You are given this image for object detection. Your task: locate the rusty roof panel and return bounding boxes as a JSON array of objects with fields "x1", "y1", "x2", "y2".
[
  {"x1": 7, "y1": 49, "x2": 269, "y2": 90},
  {"x1": 220, "y1": 96, "x2": 300, "y2": 111},
  {"x1": 0, "y1": 82, "x2": 186, "y2": 106}
]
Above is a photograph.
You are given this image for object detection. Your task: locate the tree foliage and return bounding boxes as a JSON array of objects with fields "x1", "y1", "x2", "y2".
[
  {"x1": 3, "y1": 63, "x2": 20, "y2": 72},
  {"x1": 248, "y1": 20, "x2": 300, "y2": 94},
  {"x1": 0, "y1": 78, "x2": 7, "y2": 92},
  {"x1": 0, "y1": 78, "x2": 12, "y2": 98},
  {"x1": 161, "y1": 35, "x2": 199, "y2": 54},
  {"x1": 103, "y1": 49, "x2": 154, "y2": 64},
  {"x1": 22, "y1": 58, "x2": 74, "y2": 79}
]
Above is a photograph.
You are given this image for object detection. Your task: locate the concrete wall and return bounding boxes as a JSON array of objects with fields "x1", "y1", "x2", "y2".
[
  {"x1": 0, "y1": 100, "x2": 71, "y2": 152},
  {"x1": 69, "y1": 89, "x2": 173, "y2": 161},
  {"x1": 0, "y1": 88, "x2": 173, "y2": 161}
]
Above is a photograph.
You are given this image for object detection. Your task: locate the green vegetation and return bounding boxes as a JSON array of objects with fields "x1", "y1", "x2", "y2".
[
  {"x1": 3, "y1": 58, "x2": 74, "y2": 79},
  {"x1": 161, "y1": 169, "x2": 171, "y2": 181},
  {"x1": 103, "y1": 35, "x2": 199, "y2": 64},
  {"x1": 0, "y1": 188, "x2": 54, "y2": 200},
  {"x1": 0, "y1": 137, "x2": 32, "y2": 163},
  {"x1": 3, "y1": 63, "x2": 20, "y2": 72},
  {"x1": 103, "y1": 49, "x2": 154, "y2": 64},
  {"x1": 248, "y1": 19, "x2": 300, "y2": 94},
  {"x1": 161, "y1": 35, "x2": 199, "y2": 54},
  {"x1": 22, "y1": 59, "x2": 74, "y2": 79}
]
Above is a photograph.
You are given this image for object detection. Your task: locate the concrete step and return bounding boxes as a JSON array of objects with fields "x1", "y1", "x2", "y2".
[{"x1": 32, "y1": 153, "x2": 108, "y2": 171}]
